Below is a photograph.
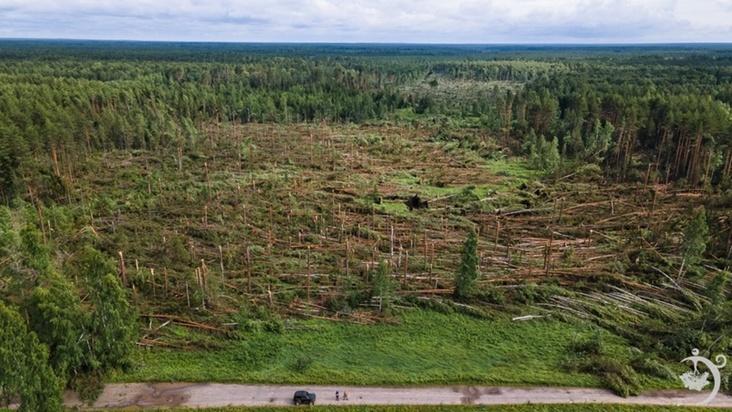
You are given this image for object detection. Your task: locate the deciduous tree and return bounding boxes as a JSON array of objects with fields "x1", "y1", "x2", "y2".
[{"x1": 0, "y1": 301, "x2": 62, "y2": 412}]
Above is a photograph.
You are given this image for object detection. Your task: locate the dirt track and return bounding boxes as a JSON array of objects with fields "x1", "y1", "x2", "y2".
[{"x1": 63, "y1": 383, "x2": 732, "y2": 409}]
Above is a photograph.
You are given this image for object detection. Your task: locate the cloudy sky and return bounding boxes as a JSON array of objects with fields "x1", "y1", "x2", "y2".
[{"x1": 0, "y1": 0, "x2": 730, "y2": 43}]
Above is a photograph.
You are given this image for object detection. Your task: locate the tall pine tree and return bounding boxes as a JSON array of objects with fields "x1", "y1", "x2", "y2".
[{"x1": 454, "y1": 230, "x2": 479, "y2": 300}]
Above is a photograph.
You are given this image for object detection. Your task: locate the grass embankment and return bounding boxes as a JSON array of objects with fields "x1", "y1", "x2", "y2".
[{"x1": 116, "y1": 310, "x2": 670, "y2": 389}]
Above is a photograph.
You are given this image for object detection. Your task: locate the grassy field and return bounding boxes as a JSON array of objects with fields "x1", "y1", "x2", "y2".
[{"x1": 115, "y1": 310, "x2": 672, "y2": 389}]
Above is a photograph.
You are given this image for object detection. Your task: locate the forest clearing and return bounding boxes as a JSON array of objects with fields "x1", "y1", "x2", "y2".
[{"x1": 1, "y1": 41, "x2": 732, "y2": 411}]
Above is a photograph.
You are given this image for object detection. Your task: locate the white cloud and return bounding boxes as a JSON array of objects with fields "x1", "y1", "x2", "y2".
[{"x1": 0, "y1": 0, "x2": 730, "y2": 42}]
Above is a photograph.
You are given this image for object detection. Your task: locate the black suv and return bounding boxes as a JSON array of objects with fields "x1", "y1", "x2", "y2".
[{"x1": 293, "y1": 390, "x2": 316, "y2": 405}]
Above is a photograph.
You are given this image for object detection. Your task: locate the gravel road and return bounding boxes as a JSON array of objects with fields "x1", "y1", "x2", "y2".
[{"x1": 62, "y1": 383, "x2": 732, "y2": 409}]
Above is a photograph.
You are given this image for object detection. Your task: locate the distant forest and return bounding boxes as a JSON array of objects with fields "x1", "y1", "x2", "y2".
[{"x1": 1, "y1": 41, "x2": 732, "y2": 203}]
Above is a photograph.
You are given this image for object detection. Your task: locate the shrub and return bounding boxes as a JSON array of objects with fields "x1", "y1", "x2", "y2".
[{"x1": 291, "y1": 355, "x2": 314, "y2": 373}]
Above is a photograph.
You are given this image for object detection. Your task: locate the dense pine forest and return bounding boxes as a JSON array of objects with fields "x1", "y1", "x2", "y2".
[{"x1": 2, "y1": 40, "x2": 732, "y2": 410}]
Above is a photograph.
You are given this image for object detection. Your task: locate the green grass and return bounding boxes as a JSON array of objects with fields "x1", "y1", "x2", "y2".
[
  {"x1": 115, "y1": 310, "x2": 659, "y2": 388},
  {"x1": 391, "y1": 173, "x2": 483, "y2": 199},
  {"x1": 377, "y1": 200, "x2": 411, "y2": 216},
  {"x1": 482, "y1": 158, "x2": 539, "y2": 190},
  {"x1": 136, "y1": 405, "x2": 718, "y2": 412},
  {"x1": 383, "y1": 156, "x2": 538, "y2": 213}
]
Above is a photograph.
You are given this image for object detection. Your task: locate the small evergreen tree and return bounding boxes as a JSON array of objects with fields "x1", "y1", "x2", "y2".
[
  {"x1": 19, "y1": 224, "x2": 50, "y2": 273},
  {"x1": 0, "y1": 206, "x2": 15, "y2": 257},
  {"x1": 0, "y1": 126, "x2": 22, "y2": 202},
  {"x1": 545, "y1": 136, "x2": 561, "y2": 172},
  {"x1": 682, "y1": 207, "x2": 709, "y2": 269},
  {"x1": 523, "y1": 129, "x2": 538, "y2": 156},
  {"x1": 528, "y1": 134, "x2": 561, "y2": 173},
  {"x1": 371, "y1": 260, "x2": 396, "y2": 313},
  {"x1": 454, "y1": 230, "x2": 479, "y2": 300},
  {"x1": 566, "y1": 127, "x2": 584, "y2": 157}
]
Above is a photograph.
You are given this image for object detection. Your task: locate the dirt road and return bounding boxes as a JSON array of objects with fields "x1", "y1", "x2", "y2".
[{"x1": 63, "y1": 383, "x2": 732, "y2": 409}]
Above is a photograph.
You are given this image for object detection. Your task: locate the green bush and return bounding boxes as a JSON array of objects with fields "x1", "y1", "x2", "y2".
[{"x1": 290, "y1": 355, "x2": 314, "y2": 373}]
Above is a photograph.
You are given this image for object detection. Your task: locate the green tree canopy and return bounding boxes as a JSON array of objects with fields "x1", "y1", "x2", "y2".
[
  {"x1": 77, "y1": 247, "x2": 137, "y2": 371},
  {"x1": 0, "y1": 301, "x2": 62, "y2": 412},
  {"x1": 454, "y1": 229, "x2": 479, "y2": 300},
  {"x1": 28, "y1": 273, "x2": 86, "y2": 380}
]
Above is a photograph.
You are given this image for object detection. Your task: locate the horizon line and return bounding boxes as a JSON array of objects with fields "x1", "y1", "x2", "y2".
[{"x1": 1, "y1": 37, "x2": 732, "y2": 47}]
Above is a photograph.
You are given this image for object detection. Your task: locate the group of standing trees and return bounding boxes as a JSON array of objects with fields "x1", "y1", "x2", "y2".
[
  {"x1": 2, "y1": 47, "x2": 732, "y2": 204},
  {"x1": 0, "y1": 57, "x2": 410, "y2": 203},
  {"x1": 0, "y1": 207, "x2": 136, "y2": 411},
  {"x1": 489, "y1": 62, "x2": 732, "y2": 182}
]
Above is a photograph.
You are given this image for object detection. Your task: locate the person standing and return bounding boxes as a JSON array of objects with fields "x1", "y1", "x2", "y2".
[{"x1": 335, "y1": 391, "x2": 340, "y2": 401}]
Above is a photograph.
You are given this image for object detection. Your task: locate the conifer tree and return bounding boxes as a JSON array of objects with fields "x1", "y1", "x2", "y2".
[
  {"x1": 529, "y1": 134, "x2": 561, "y2": 173},
  {"x1": 546, "y1": 136, "x2": 561, "y2": 172},
  {"x1": 20, "y1": 224, "x2": 50, "y2": 273},
  {"x1": 0, "y1": 206, "x2": 15, "y2": 257},
  {"x1": 0, "y1": 125, "x2": 22, "y2": 203},
  {"x1": 454, "y1": 230, "x2": 479, "y2": 300},
  {"x1": 371, "y1": 260, "x2": 396, "y2": 313},
  {"x1": 682, "y1": 207, "x2": 709, "y2": 269}
]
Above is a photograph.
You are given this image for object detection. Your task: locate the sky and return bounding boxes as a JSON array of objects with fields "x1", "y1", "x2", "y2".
[{"x1": 0, "y1": 0, "x2": 731, "y2": 44}]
